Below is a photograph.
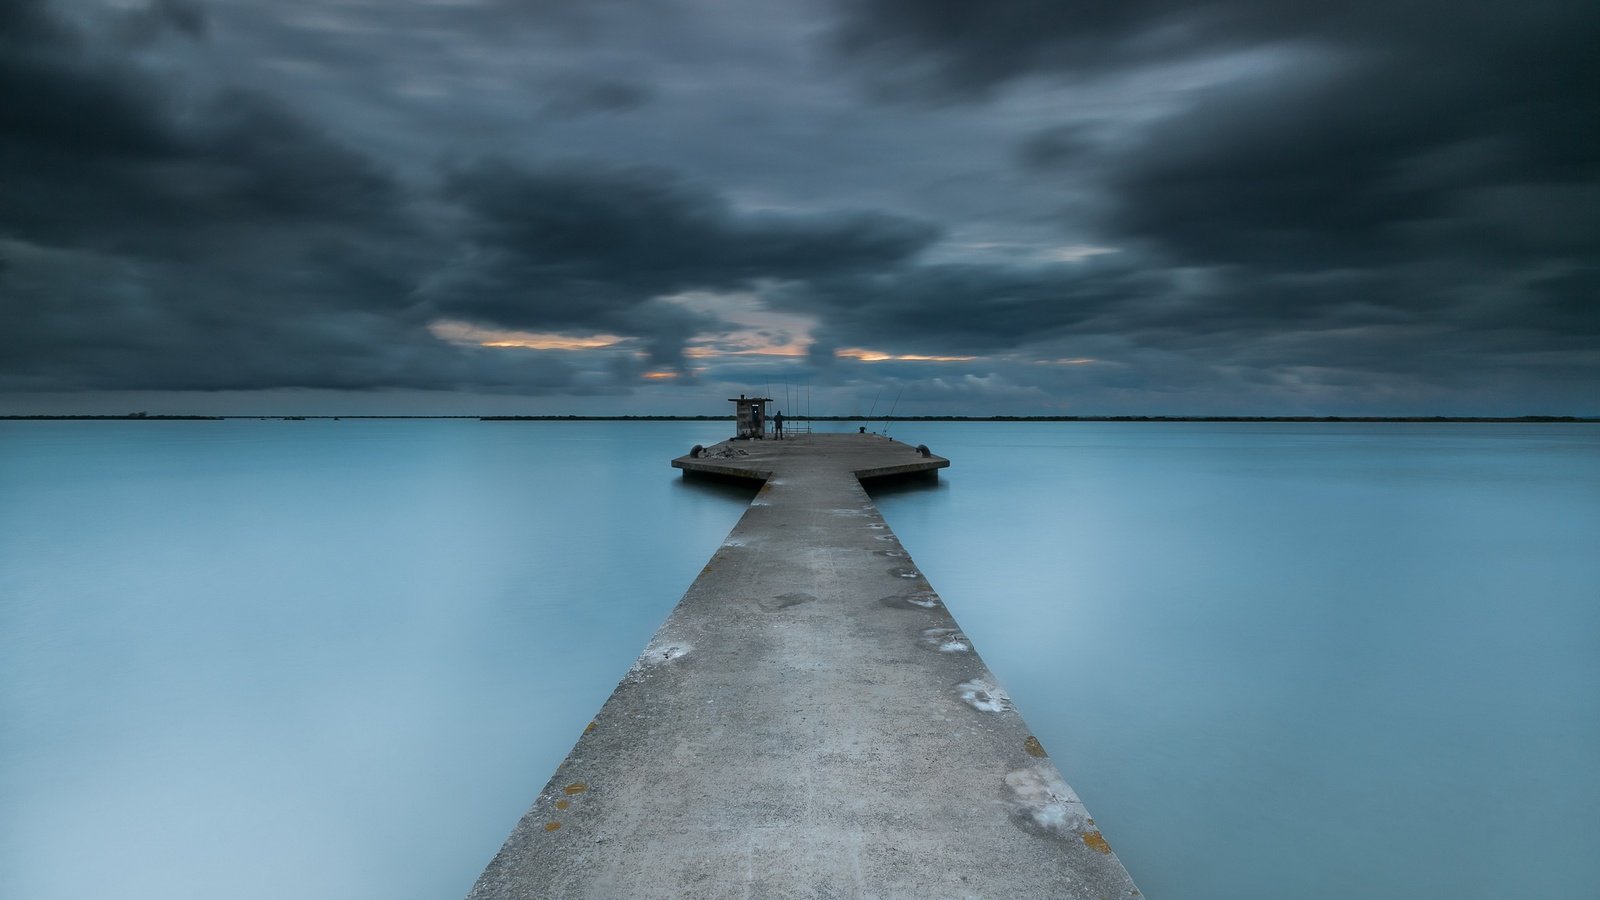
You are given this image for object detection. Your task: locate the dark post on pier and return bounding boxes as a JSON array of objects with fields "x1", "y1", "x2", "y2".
[{"x1": 467, "y1": 432, "x2": 1140, "y2": 899}]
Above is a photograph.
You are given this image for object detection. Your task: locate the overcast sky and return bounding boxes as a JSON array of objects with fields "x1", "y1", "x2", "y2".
[{"x1": 2, "y1": 0, "x2": 1596, "y2": 415}]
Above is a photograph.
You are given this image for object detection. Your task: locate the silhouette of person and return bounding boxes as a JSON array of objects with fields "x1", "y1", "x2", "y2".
[{"x1": 774, "y1": 411, "x2": 784, "y2": 439}]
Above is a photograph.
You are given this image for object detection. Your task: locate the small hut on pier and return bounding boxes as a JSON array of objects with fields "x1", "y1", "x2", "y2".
[{"x1": 728, "y1": 394, "x2": 772, "y2": 439}]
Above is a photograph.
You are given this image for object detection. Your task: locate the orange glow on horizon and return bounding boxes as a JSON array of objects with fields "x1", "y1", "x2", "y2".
[
  {"x1": 684, "y1": 345, "x2": 808, "y2": 359},
  {"x1": 479, "y1": 335, "x2": 623, "y2": 350},
  {"x1": 429, "y1": 320, "x2": 624, "y2": 351},
  {"x1": 835, "y1": 347, "x2": 978, "y2": 363},
  {"x1": 641, "y1": 371, "x2": 679, "y2": 380}
]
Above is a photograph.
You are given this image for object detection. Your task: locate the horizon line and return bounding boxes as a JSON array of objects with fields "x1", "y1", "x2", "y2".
[{"x1": 4, "y1": 414, "x2": 1597, "y2": 423}]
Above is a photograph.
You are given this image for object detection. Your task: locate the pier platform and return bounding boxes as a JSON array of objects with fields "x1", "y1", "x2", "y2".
[{"x1": 467, "y1": 433, "x2": 1140, "y2": 899}]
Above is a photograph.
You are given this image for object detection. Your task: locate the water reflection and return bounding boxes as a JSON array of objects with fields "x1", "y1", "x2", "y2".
[{"x1": 862, "y1": 471, "x2": 948, "y2": 499}]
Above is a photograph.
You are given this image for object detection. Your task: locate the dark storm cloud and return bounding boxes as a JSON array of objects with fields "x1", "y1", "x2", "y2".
[
  {"x1": 783, "y1": 260, "x2": 1157, "y2": 357},
  {"x1": 2, "y1": 0, "x2": 1595, "y2": 412},
  {"x1": 439, "y1": 160, "x2": 937, "y2": 299},
  {"x1": 0, "y1": 232, "x2": 592, "y2": 394},
  {"x1": 835, "y1": 0, "x2": 1599, "y2": 268},
  {"x1": 827, "y1": 0, "x2": 1600, "y2": 401},
  {"x1": 535, "y1": 76, "x2": 654, "y2": 119},
  {"x1": 1, "y1": 3, "x2": 402, "y2": 262},
  {"x1": 114, "y1": 0, "x2": 209, "y2": 45},
  {"x1": 0, "y1": 0, "x2": 520, "y2": 393},
  {"x1": 0, "y1": 0, "x2": 70, "y2": 45},
  {"x1": 832, "y1": 0, "x2": 1599, "y2": 97},
  {"x1": 1099, "y1": 56, "x2": 1599, "y2": 270},
  {"x1": 421, "y1": 159, "x2": 940, "y2": 366},
  {"x1": 0, "y1": 0, "x2": 939, "y2": 392}
]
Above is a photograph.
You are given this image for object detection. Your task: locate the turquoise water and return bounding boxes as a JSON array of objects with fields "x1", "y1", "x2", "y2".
[
  {"x1": 872, "y1": 423, "x2": 1600, "y2": 899},
  {"x1": 2, "y1": 421, "x2": 1596, "y2": 898}
]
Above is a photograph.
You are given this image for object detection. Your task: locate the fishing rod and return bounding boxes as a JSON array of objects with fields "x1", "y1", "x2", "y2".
[
  {"x1": 865, "y1": 387, "x2": 883, "y2": 433},
  {"x1": 883, "y1": 388, "x2": 904, "y2": 437},
  {"x1": 782, "y1": 377, "x2": 792, "y2": 437},
  {"x1": 764, "y1": 378, "x2": 773, "y2": 437}
]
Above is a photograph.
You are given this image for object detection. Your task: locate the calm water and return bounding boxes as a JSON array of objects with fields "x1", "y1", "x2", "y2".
[{"x1": 2, "y1": 421, "x2": 1596, "y2": 899}]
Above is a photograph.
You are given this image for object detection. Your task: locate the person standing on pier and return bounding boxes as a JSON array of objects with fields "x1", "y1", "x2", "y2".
[{"x1": 773, "y1": 410, "x2": 785, "y2": 440}]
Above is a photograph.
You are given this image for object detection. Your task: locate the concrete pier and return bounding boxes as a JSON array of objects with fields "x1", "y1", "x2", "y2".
[{"x1": 467, "y1": 433, "x2": 1140, "y2": 899}]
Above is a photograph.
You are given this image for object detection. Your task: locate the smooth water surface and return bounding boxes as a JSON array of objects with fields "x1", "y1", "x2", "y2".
[
  {"x1": 873, "y1": 423, "x2": 1600, "y2": 900},
  {"x1": 3, "y1": 421, "x2": 1597, "y2": 899},
  {"x1": 0, "y1": 420, "x2": 744, "y2": 900}
]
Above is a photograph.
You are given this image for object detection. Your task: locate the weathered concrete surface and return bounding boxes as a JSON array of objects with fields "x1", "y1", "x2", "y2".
[{"x1": 468, "y1": 433, "x2": 1141, "y2": 899}]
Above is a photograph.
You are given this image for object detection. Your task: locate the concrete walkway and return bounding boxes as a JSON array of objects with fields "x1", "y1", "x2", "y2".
[{"x1": 467, "y1": 433, "x2": 1141, "y2": 899}]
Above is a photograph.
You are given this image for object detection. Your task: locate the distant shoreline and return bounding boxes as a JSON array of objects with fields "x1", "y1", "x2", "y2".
[{"x1": 4, "y1": 414, "x2": 1596, "y2": 423}]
